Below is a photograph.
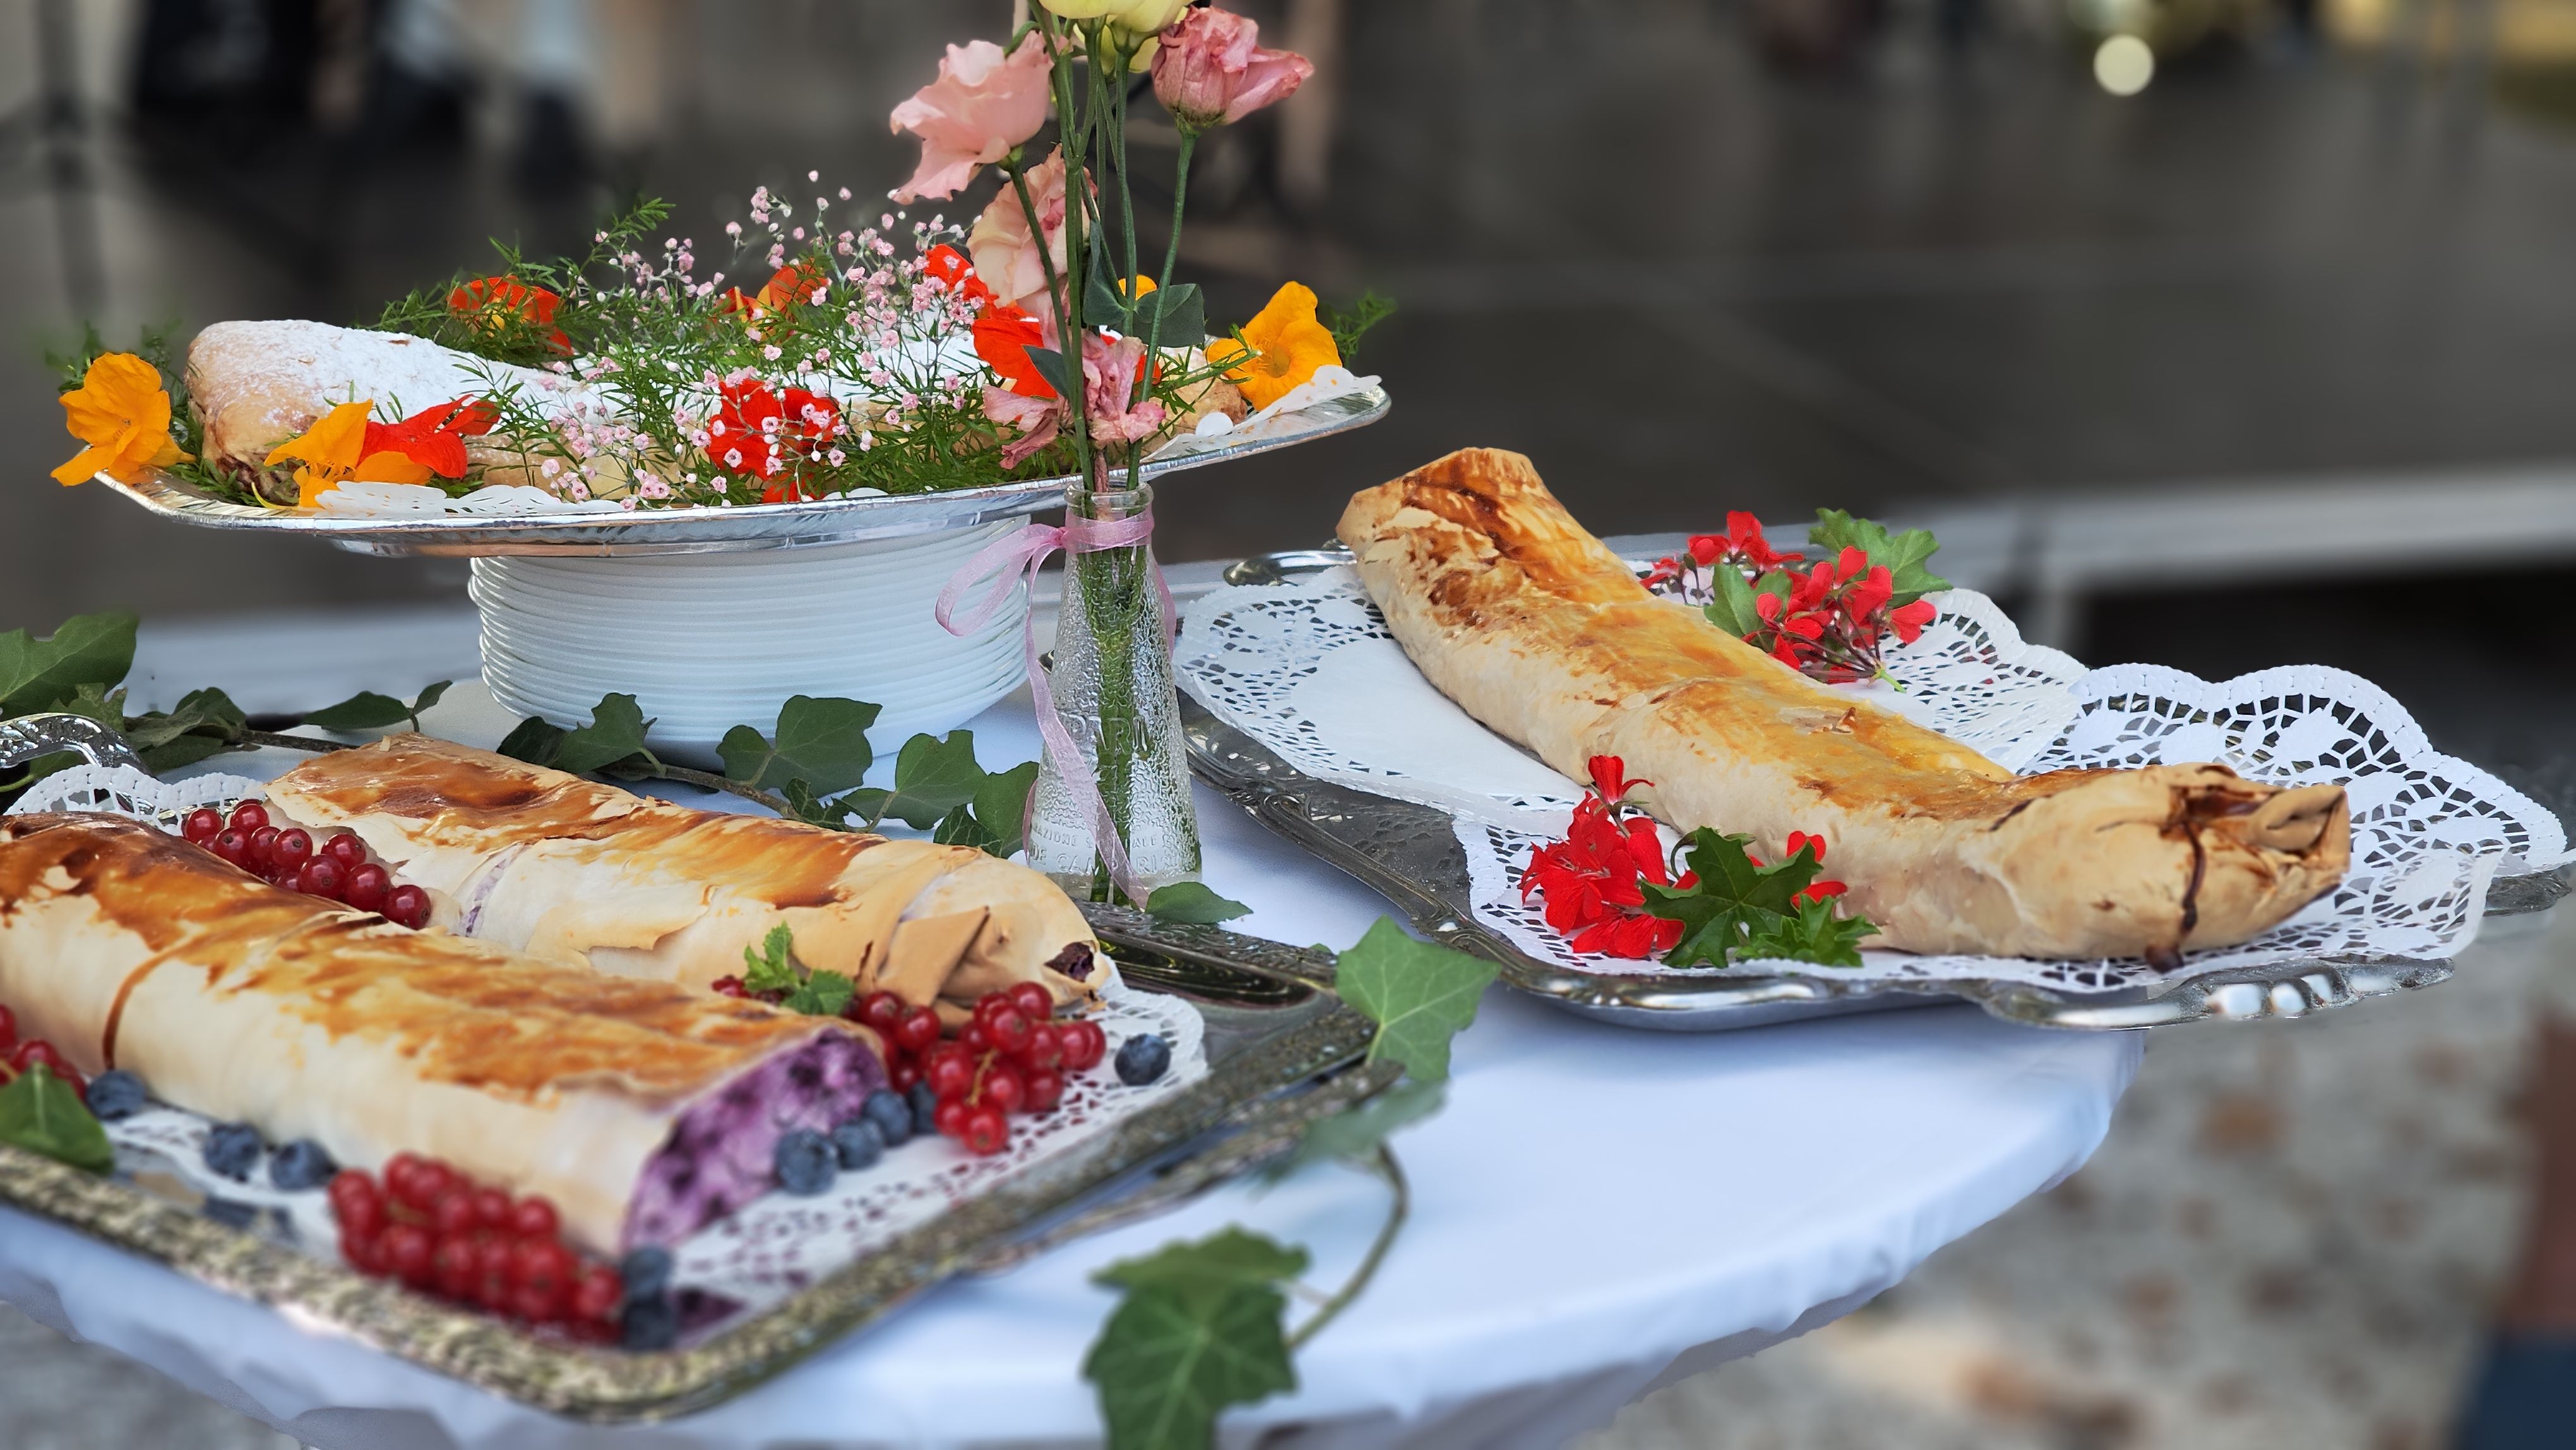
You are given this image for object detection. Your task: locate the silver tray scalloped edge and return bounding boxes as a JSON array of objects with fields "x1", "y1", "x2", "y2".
[{"x1": 95, "y1": 388, "x2": 1388, "y2": 558}]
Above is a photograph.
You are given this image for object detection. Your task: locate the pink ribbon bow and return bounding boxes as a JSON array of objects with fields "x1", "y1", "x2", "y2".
[{"x1": 934, "y1": 508, "x2": 1176, "y2": 904}]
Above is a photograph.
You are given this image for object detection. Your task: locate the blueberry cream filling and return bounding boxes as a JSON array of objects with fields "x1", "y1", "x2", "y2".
[{"x1": 624, "y1": 1031, "x2": 884, "y2": 1249}]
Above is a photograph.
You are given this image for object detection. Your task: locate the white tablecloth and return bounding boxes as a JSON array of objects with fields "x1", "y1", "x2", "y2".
[{"x1": 0, "y1": 614, "x2": 2142, "y2": 1449}]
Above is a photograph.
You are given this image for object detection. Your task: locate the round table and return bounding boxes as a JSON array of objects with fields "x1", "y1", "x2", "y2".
[{"x1": 0, "y1": 611, "x2": 2141, "y2": 1449}]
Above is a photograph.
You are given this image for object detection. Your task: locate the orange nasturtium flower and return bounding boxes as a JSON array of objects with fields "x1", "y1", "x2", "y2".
[
  {"x1": 266, "y1": 398, "x2": 494, "y2": 507},
  {"x1": 52, "y1": 352, "x2": 190, "y2": 485},
  {"x1": 448, "y1": 275, "x2": 570, "y2": 354},
  {"x1": 1205, "y1": 281, "x2": 1339, "y2": 411}
]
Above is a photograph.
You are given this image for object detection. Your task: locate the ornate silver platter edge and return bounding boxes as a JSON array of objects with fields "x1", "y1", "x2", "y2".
[{"x1": 95, "y1": 388, "x2": 1388, "y2": 558}]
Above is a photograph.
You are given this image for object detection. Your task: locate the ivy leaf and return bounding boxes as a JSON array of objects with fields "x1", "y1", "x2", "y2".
[
  {"x1": 723, "y1": 695, "x2": 880, "y2": 794},
  {"x1": 792, "y1": 780, "x2": 870, "y2": 830},
  {"x1": 741, "y1": 922, "x2": 799, "y2": 997},
  {"x1": 139, "y1": 733, "x2": 232, "y2": 772},
  {"x1": 1145, "y1": 882, "x2": 1252, "y2": 925},
  {"x1": 1332, "y1": 918, "x2": 1498, "y2": 1084},
  {"x1": 1133, "y1": 282, "x2": 1207, "y2": 348},
  {"x1": 970, "y1": 760, "x2": 1038, "y2": 859},
  {"x1": 301, "y1": 691, "x2": 412, "y2": 731},
  {"x1": 783, "y1": 968, "x2": 855, "y2": 1018},
  {"x1": 0, "y1": 1064, "x2": 114, "y2": 1174},
  {"x1": 1738, "y1": 896, "x2": 1875, "y2": 968},
  {"x1": 879, "y1": 731, "x2": 987, "y2": 829},
  {"x1": 1640, "y1": 830, "x2": 1824, "y2": 969},
  {"x1": 58, "y1": 681, "x2": 125, "y2": 731},
  {"x1": 409, "y1": 680, "x2": 451, "y2": 722},
  {"x1": 0, "y1": 612, "x2": 137, "y2": 716},
  {"x1": 931, "y1": 802, "x2": 1003, "y2": 853},
  {"x1": 1260, "y1": 1079, "x2": 1445, "y2": 1183},
  {"x1": 1085, "y1": 1229, "x2": 1305, "y2": 1450},
  {"x1": 1808, "y1": 510, "x2": 1949, "y2": 607},
  {"x1": 496, "y1": 715, "x2": 568, "y2": 769},
  {"x1": 551, "y1": 694, "x2": 658, "y2": 776}
]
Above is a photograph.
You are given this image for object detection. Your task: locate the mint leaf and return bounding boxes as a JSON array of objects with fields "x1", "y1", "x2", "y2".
[
  {"x1": 302, "y1": 691, "x2": 413, "y2": 731},
  {"x1": 1738, "y1": 896, "x2": 1874, "y2": 968},
  {"x1": 880, "y1": 730, "x2": 987, "y2": 829},
  {"x1": 0, "y1": 1064, "x2": 114, "y2": 1173},
  {"x1": 1261, "y1": 1079, "x2": 1444, "y2": 1183},
  {"x1": 0, "y1": 613, "x2": 136, "y2": 716},
  {"x1": 1641, "y1": 830, "x2": 1827, "y2": 969},
  {"x1": 1085, "y1": 1229, "x2": 1306, "y2": 1450},
  {"x1": 783, "y1": 968, "x2": 854, "y2": 1018},
  {"x1": 497, "y1": 715, "x2": 567, "y2": 769},
  {"x1": 742, "y1": 922, "x2": 799, "y2": 997},
  {"x1": 1808, "y1": 510, "x2": 1949, "y2": 607},
  {"x1": 552, "y1": 693, "x2": 657, "y2": 775},
  {"x1": 1332, "y1": 918, "x2": 1498, "y2": 1083},
  {"x1": 1146, "y1": 882, "x2": 1252, "y2": 925}
]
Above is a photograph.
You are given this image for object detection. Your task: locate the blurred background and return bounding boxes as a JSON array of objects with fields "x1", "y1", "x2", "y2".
[{"x1": 4, "y1": 0, "x2": 2576, "y2": 1446}]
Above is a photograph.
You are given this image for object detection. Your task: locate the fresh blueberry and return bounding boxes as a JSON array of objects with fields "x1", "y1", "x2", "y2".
[
  {"x1": 201, "y1": 1197, "x2": 257, "y2": 1229},
  {"x1": 831, "y1": 1118, "x2": 885, "y2": 1171},
  {"x1": 621, "y1": 1293, "x2": 679, "y2": 1351},
  {"x1": 1114, "y1": 1033, "x2": 1171, "y2": 1086},
  {"x1": 861, "y1": 1088, "x2": 914, "y2": 1147},
  {"x1": 85, "y1": 1070, "x2": 148, "y2": 1121},
  {"x1": 202, "y1": 1122, "x2": 263, "y2": 1182},
  {"x1": 907, "y1": 1080, "x2": 939, "y2": 1137},
  {"x1": 269, "y1": 1139, "x2": 338, "y2": 1192},
  {"x1": 619, "y1": 1245, "x2": 674, "y2": 1304},
  {"x1": 773, "y1": 1129, "x2": 836, "y2": 1195}
]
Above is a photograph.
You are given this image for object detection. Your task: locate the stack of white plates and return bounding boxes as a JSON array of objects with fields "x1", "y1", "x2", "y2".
[{"x1": 472, "y1": 521, "x2": 1028, "y2": 761}]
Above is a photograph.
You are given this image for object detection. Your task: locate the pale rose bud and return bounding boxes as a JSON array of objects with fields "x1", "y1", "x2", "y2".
[
  {"x1": 887, "y1": 34, "x2": 1052, "y2": 203},
  {"x1": 1152, "y1": 8, "x2": 1314, "y2": 133}
]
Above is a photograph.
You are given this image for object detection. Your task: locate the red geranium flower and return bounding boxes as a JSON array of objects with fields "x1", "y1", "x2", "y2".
[{"x1": 1519, "y1": 755, "x2": 1693, "y2": 960}]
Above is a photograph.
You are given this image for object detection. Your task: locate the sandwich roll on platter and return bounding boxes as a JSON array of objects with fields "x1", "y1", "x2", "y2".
[
  {"x1": 1336, "y1": 448, "x2": 2353, "y2": 962},
  {"x1": 0, "y1": 813, "x2": 883, "y2": 1253},
  {"x1": 263, "y1": 734, "x2": 1103, "y2": 1011}
]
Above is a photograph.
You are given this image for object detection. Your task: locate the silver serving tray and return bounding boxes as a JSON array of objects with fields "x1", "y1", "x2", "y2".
[
  {"x1": 94, "y1": 388, "x2": 1388, "y2": 558},
  {"x1": 0, "y1": 720, "x2": 1390, "y2": 1420},
  {"x1": 1186, "y1": 552, "x2": 2570, "y2": 1033}
]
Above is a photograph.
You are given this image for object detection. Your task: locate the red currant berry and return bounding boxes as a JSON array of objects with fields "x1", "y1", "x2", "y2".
[
  {"x1": 471, "y1": 1187, "x2": 513, "y2": 1232},
  {"x1": 979, "y1": 1061, "x2": 1025, "y2": 1115},
  {"x1": 271, "y1": 829, "x2": 313, "y2": 870},
  {"x1": 933, "y1": 1097, "x2": 970, "y2": 1139},
  {"x1": 856, "y1": 991, "x2": 905, "y2": 1033},
  {"x1": 475, "y1": 1237, "x2": 517, "y2": 1299},
  {"x1": 985, "y1": 1008, "x2": 1034, "y2": 1056},
  {"x1": 510, "y1": 1196, "x2": 561, "y2": 1242},
  {"x1": 392, "y1": 1158, "x2": 454, "y2": 1213},
  {"x1": 433, "y1": 1232, "x2": 481, "y2": 1300},
  {"x1": 343, "y1": 863, "x2": 391, "y2": 913},
  {"x1": 386, "y1": 885, "x2": 431, "y2": 930},
  {"x1": 959, "y1": 1022, "x2": 991, "y2": 1055},
  {"x1": 381, "y1": 1151, "x2": 426, "y2": 1202},
  {"x1": 295, "y1": 856, "x2": 346, "y2": 901},
  {"x1": 888, "y1": 1056, "x2": 922, "y2": 1093},
  {"x1": 247, "y1": 826, "x2": 280, "y2": 865},
  {"x1": 926, "y1": 1050, "x2": 975, "y2": 1099},
  {"x1": 207, "y1": 829, "x2": 250, "y2": 868},
  {"x1": 323, "y1": 831, "x2": 366, "y2": 868},
  {"x1": 11, "y1": 1041, "x2": 83, "y2": 1100},
  {"x1": 1005, "y1": 981, "x2": 1054, "y2": 1022},
  {"x1": 182, "y1": 808, "x2": 224, "y2": 844},
  {"x1": 974, "y1": 993, "x2": 1017, "y2": 1027},
  {"x1": 569, "y1": 1265, "x2": 624, "y2": 1325},
  {"x1": 329, "y1": 1170, "x2": 386, "y2": 1238},
  {"x1": 340, "y1": 1228, "x2": 385, "y2": 1276},
  {"x1": 962, "y1": 1105, "x2": 1010, "y2": 1156},
  {"x1": 0, "y1": 1003, "x2": 16, "y2": 1056},
  {"x1": 382, "y1": 1222, "x2": 436, "y2": 1288},
  {"x1": 1023, "y1": 1067, "x2": 1065, "y2": 1113},
  {"x1": 511, "y1": 1282, "x2": 566, "y2": 1324},
  {"x1": 893, "y1": 1006, "x2": 941, "y2": 1055},
  {"x1": 432, "y1": 1189, "x2": 479, "y2": 1238},
  {"x1": 227, "y1": 800, "x2": 269, "y2": 834},
  {"x1": 1018, "y1": 1022, "x2": 1064, "y2": 1071},
  {"x1": 1059, "y1": 1020, "x2": 1107, "y2": 1072},
  {"x1": 510, "y1": 1237, "x2": 575, "y2": 1296}
]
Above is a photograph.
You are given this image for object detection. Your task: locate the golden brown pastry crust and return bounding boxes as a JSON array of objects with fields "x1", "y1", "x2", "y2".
[
  {"x1": 1336, "y1": 448, "x2": 2352, "y2": 960},
  {"x1": 263, "y1": 734, "x2": 1103, "y2": 1007}
]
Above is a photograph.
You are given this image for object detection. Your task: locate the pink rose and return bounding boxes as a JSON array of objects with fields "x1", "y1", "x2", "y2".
[
  {"x1": 1152, "y1": 8, "x2": 1314, "y2": 132},
  {"x1": 1083, "y1": 332, "x2": 1168, "y2": 445},
  {"x1": 968, "y1": 148, "x2": 1072, "y2": 316},
  {"x1": 889, "y1": 35, "x2": 1051, "y2": 203}
]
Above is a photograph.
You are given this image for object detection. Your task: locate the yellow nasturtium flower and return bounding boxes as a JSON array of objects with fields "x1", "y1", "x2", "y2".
[
  {"x1": 265, "y1": 400, "x2": 433, "y2": 507},
  {"x1": 52, "y1": 352, "x2": 190, "y2": 485},
  {"x1": 1205, "y1": 282, "x2": 1340, "y2": 411}
]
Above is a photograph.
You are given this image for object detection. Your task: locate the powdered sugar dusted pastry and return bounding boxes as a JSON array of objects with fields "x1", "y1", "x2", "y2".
[
  {"x1": 1337, "y1": 448, "x2": 2351, "y2": 961},
  {"x1": 263, "y1": 734, "x2": 1104, "y2": 1010},
  {"x1": 0, "y1": 813, "x2": 881, "y2": 1252}
]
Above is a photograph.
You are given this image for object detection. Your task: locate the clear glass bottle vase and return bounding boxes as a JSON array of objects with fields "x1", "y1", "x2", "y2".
[{"x1": 1025, "y1": 482, "x2": 1203, "y2": 903}]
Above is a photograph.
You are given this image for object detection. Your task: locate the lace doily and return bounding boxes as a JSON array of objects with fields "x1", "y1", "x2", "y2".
[
  {"x1": 1175, "y1": 570, "x2": 2570, "y2": 995},
  {"x1": 11, "y1": 770, "x2": 1209, "y2": 1321}
]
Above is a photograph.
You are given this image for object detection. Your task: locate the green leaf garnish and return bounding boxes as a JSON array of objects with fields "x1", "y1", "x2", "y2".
[
  {"x1": 1261, "y1": 1079, "x2": 1444, "y2": 1183},
  {"x1": 970, "y1": 760, "x2": 1038, "y2": 858},
  {"x1": 1640, "y1": 832, "x2": 1874, "y2": 969},
  {"x1": 1084, "y1": 1230, "x2": 1306, "y2": 1450},
  {"x1": 1145, "y1": 882, "x2": 1252, "y2": 925},
  {"x1": 0, "y1": 1064, "x2": 114, "y2": 1174},
  {"x1": 1808, "y1": 509, "x2": 1949, "y2": 607},
  {"x1": 496, "y1": 714, "x2": 567, "y2": 768},
  {"x1": 550, "y1": 693, "x2": 659, "y2": 776},
  {"x1": 302, "y1": 691, "x2": 411, "y2": 731},
  {"x1": 1739, "y1": 896, "x2": 1873, "y2": 968},
  {"x1": 878, "y1": 729, "x2": 987, "y2": 829},
  {"x1": 1332, "y1": 918, "x2": 1498, "y2": 1084},
  {"x1": 720, "y1": 695, "x2": 880, "y2": 795},
  {"x1": 782, "y1": 968, "x2": 855, "y2": 1018},
  {"x1": 741, "y1": 922, "x2": 799, "y2": 997},
  {"x1": 0, "y1": 613, "x2": 137, "y2": 717}
]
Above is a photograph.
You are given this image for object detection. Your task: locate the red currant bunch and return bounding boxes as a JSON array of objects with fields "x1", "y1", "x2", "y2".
[
  {"x1": 193, "y1": 802, "x2": 431, "y2": 929},
  {"x1": 843, "y1": 981, "x2": 1111, "y2": 1159},
  {"x1": 333, "y1": 1153, "x2": 624, "y2": 1335}
]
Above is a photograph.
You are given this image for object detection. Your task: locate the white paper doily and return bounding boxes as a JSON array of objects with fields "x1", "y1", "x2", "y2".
[
  {"x1": 9, "y1": 768, "x2": 1207, "y2": 1315},
  {"x1": 1174, "y1": 568, "x2": 2570, "y2": 995}
]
